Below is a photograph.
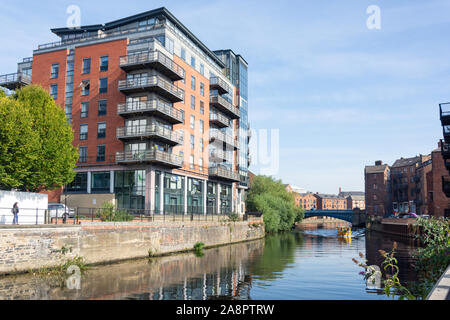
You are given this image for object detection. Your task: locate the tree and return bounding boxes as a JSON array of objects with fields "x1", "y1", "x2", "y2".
[
  {"x1": 0, "y1": 85, "x2": 78, "y2": 192},
  {"x1": 247, "y1": 175, "x2": 304, "y2": 233}
]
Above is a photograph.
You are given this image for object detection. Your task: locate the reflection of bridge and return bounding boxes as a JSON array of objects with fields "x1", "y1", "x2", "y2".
[{"x1": 304, "y1": 210, "x2": 354, "y2": 223}]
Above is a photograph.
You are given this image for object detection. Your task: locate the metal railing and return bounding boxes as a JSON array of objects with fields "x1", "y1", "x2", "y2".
[
  {"x1": 37, "y1": 23, "x2": 166, "y2": 50},
  {"x1": 210, "y1": 95, "x2": 240, "y2": 118},
  {"x1": 210, "y1": 112, "x2": 230, "y2": 127},
  {"x1": 117, "y1": 124, "x2": 182, "y2": 144},
  {"x1": 0, "y1": 207, "x2": 47, "y2": 225},
  {"x1": 210, "y1": 149, "x2": 233, "y2": 162},
  {"x1": 117, "y1": 99, "x2": 183, "y2": 123},
  {"x1": 209, "y1": 167, "x2": 240, "y2": 182},
  {"x1": 118, "y1": 76, "x2": 184, "y2": 101},
  {"x1": 116, "y1": 149, "x2": 183, "y2": 167},
  {"x1": 210, "y1": 76, "x2": 230, "y2": 93},
  {"x1": 119, "y1": 50, "x2": 184, "y2": 79},
  {"x1": 210, "y1": 129, "x2": 240, "y2": 149},
  {"x1": 0, "y1": 72, "x2": 32, "y2": 86},
  {"x1": 440, "y1": 102, "x2": 450, "y2": 117}
]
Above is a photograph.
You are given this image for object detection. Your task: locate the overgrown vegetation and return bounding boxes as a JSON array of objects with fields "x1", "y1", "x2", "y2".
[
  {"x1": 0, "y1": 85, "x2": 78, "y2": 191},
  {"x1": 247, "y1": 175, "x2": 304, "y2": 233},
  {"x1": 98, "y1": 203, "x2": 134, "y2": 222},
  {"x1": 194, "y1": 242, "x2": 205, "y2": 257},
  {"x1": 354, "y1": 217, "x2": 449, "y2": 300}
]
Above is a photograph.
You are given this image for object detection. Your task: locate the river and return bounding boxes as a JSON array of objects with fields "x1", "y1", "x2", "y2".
[{"x1": 0, "y1": 227, "x2": 420, "y2": 300}]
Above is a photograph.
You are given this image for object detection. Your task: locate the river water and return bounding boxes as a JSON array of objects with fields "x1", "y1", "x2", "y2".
[{"x1": 0, "y1": 226, "x2": 420, "y2": 300}]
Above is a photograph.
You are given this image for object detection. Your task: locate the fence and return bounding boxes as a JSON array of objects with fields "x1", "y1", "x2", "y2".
[{"x1": 0, "y1": 207, "x2": 46, "y2": 225}]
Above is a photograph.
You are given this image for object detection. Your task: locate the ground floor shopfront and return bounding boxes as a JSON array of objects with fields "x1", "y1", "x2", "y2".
[{"x1": 62, "y1": 167, "x2": 247, "y2": 216}]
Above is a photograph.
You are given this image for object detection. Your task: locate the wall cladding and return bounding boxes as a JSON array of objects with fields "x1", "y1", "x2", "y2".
[{"x1": 0, "y1": 221, "x2": 265, "y2": 275}]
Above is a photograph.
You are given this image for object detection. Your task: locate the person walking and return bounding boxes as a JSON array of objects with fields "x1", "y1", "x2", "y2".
[{"x1": 12, "y1": 202, "x2": 19, "y2": 225}]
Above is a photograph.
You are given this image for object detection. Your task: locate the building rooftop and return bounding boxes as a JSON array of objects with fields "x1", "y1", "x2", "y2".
[
  {"x1": 315, "y1": 194, "x2": 346, "y2": 200},
  {"x1": 391, "y1": 156, "x2": 422, "y2": 168},
  {"x1": 339, "y1": 191, "x2": 365, "y2": 198},
  {"x1": 365, "y1": 164, "x2": 389, "y2": 174}
]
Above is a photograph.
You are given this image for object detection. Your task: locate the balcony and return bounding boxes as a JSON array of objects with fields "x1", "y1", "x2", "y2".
[
  {"x1": 210, "y1": 130, "x2": 239, "y2": 150},
  {"x1": 117, "y1": 100, "x2": 183, "y2": 124},
  {"x1": 210, "y1": 95, "x2": 240, "y2": 119},
  {"x1": 119, "y1": 51, "x2": 184, "y2": 81},
  {"x1": 0, "y1": 72, "x2": 31, "y2": 90},
  {"x1": 117, "y1": 125, "x2": 182, "y2": 146},
  {"x1": 442, "y1": 176, "x2": 450, "y2": 197},
  {"x1": 393, "y1": 182, "x2": 408, "y2": 191},
  {"x1": 209, "y1": 167, "x2": 240, "y2": 182},
  {"x1": 118, "y1": 76, "x2": 184, "y2": 103},
  {"x1": 440, "y1": 103, "x2": 450, "y2": 126},
  {"x1": 116, "y1": 149, "x2": 183, "y2": 168},
  {"x1": 210, "y1": 149, "x2": 232, "y2": 162},
  {"x1": 445, "y1": 159, "x2": 450, "y2": 172},
  {"x1": 209, "y1": 112, "x2": 230, "y2": 128},
  {"x1": 210, "y1": 77, "x2": 230, "y2": 95},
  {"x1": 441, "y1": 140, "x2": 450, "y2": 160}
]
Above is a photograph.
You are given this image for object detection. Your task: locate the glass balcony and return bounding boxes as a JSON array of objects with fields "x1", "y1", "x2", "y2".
[
  {"x1": 117, "y1": 99, "x2": 183, "y2": 124},
  {"x1": 116, "y1": 149, "x2": 183, "y2": 168},
  {"x1": 440, "y1": 102, "x2": 450, "y2": 126},
  {"x1": 119, "y1": 51, "x2": 184, "y2": 81},
  {"x1": 210, "y1": 95, "x2": 240, "y2": 119},
  {"x1": 210, "y1": 129, "x2": 239, "y2": 150},
  {"x1": 210, "y1": 76, "x2": 230, "y2": 94},
  {"x1": 118, "y1": 76, "x2": 184, "y2": 103},
  {"x1": 209, "y1": 112, "x2": 230, "y2": 128},
  {"x1": 0, "y1": 72, "x2": 31, "y2": 90},
  {"x1": 117, "y1": 124, "x2": 182, "y2": 146},
  {"x1": 209, "y1": 167, "x2": 240, "y2": 182}
]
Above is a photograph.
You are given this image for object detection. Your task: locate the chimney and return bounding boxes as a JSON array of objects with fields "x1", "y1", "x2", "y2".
[
  {"x1": 375, "y1": 160, "x2": 382, "y2": 166},
  {"x1": 339, "y1": 187, "x2": 342, "y2": 194}
]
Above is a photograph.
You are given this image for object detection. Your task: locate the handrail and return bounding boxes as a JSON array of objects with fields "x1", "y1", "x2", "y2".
[
  {"x1": 118, "y1": 75, "x2": 184, "y2": 100},
  {"x1": 117, "y1": 124, "x2": 182, "y2": 144},
  {"x1": 118, "y1": 99, "x2": 183, "y2": 122},
  {"x1": 0, "y1": 72, "x2": 32, "y2": 85},
  {"x1": 210, "y1": 94, "x2": 240, "y2": 118},
  {"x1": 210, "y1": 76, "x2": 230, "y2": 93},
  {"x1": 210, "y1": 129, "x2": 239, "y2": 149},
  {"x1": 210, "y1": 112, "x2": 230, "y2": 126},
  {"x1": 209, "y1": 166, "x2": 240, "y2": 181},
  {"x1": 116, "y1": 149, "x2": 183, "y2": 166}
]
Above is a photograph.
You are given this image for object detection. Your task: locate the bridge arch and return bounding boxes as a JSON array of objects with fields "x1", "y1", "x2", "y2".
[{"x1": 304, "y1": 210, "x2": 354, "y2": 224}]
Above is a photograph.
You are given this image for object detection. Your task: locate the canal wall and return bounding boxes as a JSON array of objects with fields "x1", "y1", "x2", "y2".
[
  {"x1": 0, "y1": 220, "x2": 265, "y2": 275},
  {"x1": 427, "y1": 266, "x2": 450, "y2": 300},
  {"x1": 366, "y1": 217, "x2": 418, "y2": 238}
]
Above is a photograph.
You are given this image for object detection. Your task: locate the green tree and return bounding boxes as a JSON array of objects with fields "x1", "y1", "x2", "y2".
[
  {"x1": 0, "y1": 85, "x2": 78, "y2": 192},
  {"x1": 247, "y1": 175, "x2": 304, "y2": 233}
]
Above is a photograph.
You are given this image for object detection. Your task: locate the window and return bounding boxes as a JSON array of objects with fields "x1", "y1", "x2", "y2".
[
  {"x1": 200, "y1": 101, "x2": 205, "y2": 115},
  {"x1": 66, "y1": 172, "x2": 88, "y2": 193},
  {"x1": 191, "y1": 76, "x2": 196, "y2": 90},
  {"x1": 79, "y1": 147, "x2": 87, "y2": 163},
  {"x1": 190, "y1": 115, "x2": 195, "y2": 130},
  {"x1": 100, "y1": 56, "x2": 109, "y2": 72},
  {"x1": 82, "y1": 58, "x2": 91, "y2": 74},
  {"x1": 190, "y1": 135, "x2": 195, "y2": 150},
  {"x1": 97, "y1": 145, "x2": 106, "y2": 162},
  {"x1": 91, "y1": 171, "x2": 110, "y2": 193},
  {"x1": 199, "y1": 158, "x2": 203, "y2": 171},
  {"x1": 99, "y1": 78, "x2": 108, "y2": 94},
  {"x1": 51, "y1": 63, "x2": 59, "y2": 79},
  {"x1": 81, "y1": 80, "x2": 90, "y2": 96},
  {"x1": 98, "y1": 100, "x2": 107, "y2": 116},
  {"x1": 50, "y1": 84, "x2": 58, "y2": 99},
  {"x1": 200, "y1": 139, "x2": 204, "y2": 152},
  {"x1": 181, "y1": 48, "x2": 186, "y2": 61},
  {"x1": 200, "y1": 83, "x2": 204, "y2": 96},
  {"x1": 190, "y1": 155, "x2": 194, "y2": 169},
  {"x1": 81, "y1": 102, "x2": 89, "y2": 118},
  {"x1": 191, "y1": 56, "x2": 196, "y2": 68},
  {"x1": 80, "y1": 124, "x2": 88, "y2": 140},
  {"x1": 200, "y1": 120, "x2": 204, "y2": 133},
  {"x1": 200, "y1": 64, "x2": 204, "y2": 75},
  {"x1": 180, "y1": 109, "x2": 185, "y2": 124},
  {"x1": 97, "y1": 123, "x2": 106, "y2": 139},
  {"x1": 191, "y1": 95, "x2": 195, "y2": 110}
]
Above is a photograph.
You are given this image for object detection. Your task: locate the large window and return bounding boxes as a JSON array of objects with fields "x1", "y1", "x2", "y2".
[
  {"x1": 181, "y1": 48, "x2": 186, "y2": 61},
  {"x1": 51, "y1": 63, "x2": 59, "y2": 79},
  {"x1": 97, "y1": 123, "x2": 106, "y2": 139},
  {"x1": 79, "y1": 146, "x2": 87, "y2": 163},
  {"x1": 81, "y1": 102, "x2": 89, "y2": 118},
  {"x1": 99, "y1": 78, "x2": 108, "y2": 94},
  {"x1": 191, "y1": 95, "x2": 195, "y2": 110},
  {"x1": 80, "y1": 124, "x2": 88, "y2": 140},
  {"x1": 66, "y1": 172, "x2": 88, "y2": 193},
  {"x1": 100, "y1": 55, "x2": 109, "y2": 72},
  {"x1": 97, "y1": 145, "x2": 105, "y2": 162},
  {"x1": 91, "y1": 172, "x2": 110, "y2": 193},
  {"x1": 50, "y1": 84, "x2": 58, "y2": 100},
  {"x1": 81, "y1": 80, "x2": 90, "y2": 96},
  {"x1": 98, "y1": 100, "x2": 107, "y2": 116},
  {"x1": 200, "y1": 83, "x2": 204, "y2": 96},
  {"x1": 191, "y1": 76, "x2": 196, "y2": 90},
  {"x1": 82, "y1": 58, "x2": 91, "y2": 74},
  {"x1": 115, "y1": 170, "x2": 146, "y2": 210},
  {"x1": 191, "y1": 56, "x2": 196, "y2": 68}
]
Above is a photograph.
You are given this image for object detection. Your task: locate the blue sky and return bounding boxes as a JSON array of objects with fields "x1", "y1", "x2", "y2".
[{"x1": 1, "y1": 0, "x2": 448, "y2": 194}]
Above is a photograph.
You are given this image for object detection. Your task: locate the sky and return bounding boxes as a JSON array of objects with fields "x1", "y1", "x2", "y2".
[{"x1": 0, "y1": 0, "x2": 449, "y2": 194}]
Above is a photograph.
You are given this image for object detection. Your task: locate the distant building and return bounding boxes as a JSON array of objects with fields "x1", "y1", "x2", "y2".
[
  {"x1": 338, "y1": 188, "x2": 365, "y2": 210},
  {"x1": 313, "y1": 194, "x2": 347, "y2": 210},
  {"x1": 427, "y1": 143, "x2": 450, "y2": 218},
  {"x1": 365, "y1": 161, "x2": 391, "y2": 217},
  {"x1": 284, "y1": 184, "x2": 307, "y2": 194},
  {"x1": 293, "y1": 192, "x2": 317, "y2": 210}
]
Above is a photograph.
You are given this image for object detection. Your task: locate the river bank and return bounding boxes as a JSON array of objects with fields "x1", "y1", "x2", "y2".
[{"x1": 0, "y1": 219, "x2": 265, "y2": 276}]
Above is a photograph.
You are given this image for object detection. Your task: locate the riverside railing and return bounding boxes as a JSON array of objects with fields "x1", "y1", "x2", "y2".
[{"x1": 0, "y1": 207, "x2": 47, "y2": 225}]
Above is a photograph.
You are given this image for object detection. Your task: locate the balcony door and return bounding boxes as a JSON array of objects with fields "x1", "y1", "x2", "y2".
[
  {"x1": 126, "y1": 118, "x2": 147, "y2": 136},
  {"x1": 127, "y1": 96, "x2": 147, "y2": 111},
  {"x1": 126, "y1": 143, "x2": 147, "y2": 160}
]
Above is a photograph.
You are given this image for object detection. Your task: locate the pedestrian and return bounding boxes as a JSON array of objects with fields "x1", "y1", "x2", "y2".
[{"x1": 12, "y1": 202, "x2": 19, "y2": 225}]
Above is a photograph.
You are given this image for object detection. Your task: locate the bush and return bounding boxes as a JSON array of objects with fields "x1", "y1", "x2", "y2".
[{"x1": 98, "y1": 203, "x2": 134, "y2": 222}]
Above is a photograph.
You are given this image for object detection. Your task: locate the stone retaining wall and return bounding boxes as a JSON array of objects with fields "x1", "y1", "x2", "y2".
[{"x1": 0, "y1": 221, "x2": 265, "y2": 275}]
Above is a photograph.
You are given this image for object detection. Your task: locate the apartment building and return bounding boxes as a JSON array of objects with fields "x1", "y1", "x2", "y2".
[
  {"x1": 338, "y1": 189, "x2": 365, "y2": 210},
  {"x1": 313, "y1": 194, "x2": 347, "y2": 210},
  {"x1": 364, "y1": 161, "x2": 391, "y2": 217},
  {"x1": 293, "y1": 193, "x2": 317, "y2": 210},
  {"x1": 0, "y1": 7, "x2": 250, "y2": 215}
]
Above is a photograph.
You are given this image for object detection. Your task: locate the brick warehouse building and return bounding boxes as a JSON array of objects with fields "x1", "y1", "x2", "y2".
[
  {"x1": 0, "y1": 7, "x2": 251, "y2": 215},
  {"x1": 364, "y1": 161, "x2": 391, "y2": 217}
]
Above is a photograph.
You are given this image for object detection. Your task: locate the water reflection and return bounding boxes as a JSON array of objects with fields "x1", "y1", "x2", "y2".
[{"x1": 0, "y1": 227, "x2": 420, "y2": 300}]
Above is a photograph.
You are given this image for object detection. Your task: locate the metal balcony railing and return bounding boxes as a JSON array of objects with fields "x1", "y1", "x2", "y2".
[
  {"x1": 441, "y1": 140, "x2": 450, "y2": 160},
  {"x1": 119, "y1": 50, "x2": 184, "y2": 81},
  {"x1": 209, "y1": 167, "x2": 240, "y2": 182},
  {"x1": 116, "y1": 149, "x2": 183, "y2": 167},
  {"x1": 440, "y1": 102, "x2": 450, "y2": 126},
  {"x1": 209, "y1": 129, "x2": 239, "y2": 149},
  {"x1": 209, "y1": 112, "x2": 230, "y2": 128},
  {"x1": 117, "y1": 125, "x2": 182, "y2": 145},
  {"x1": 210, "y1": 76, "x2": 230, "y2": 94},
  {"x1": 117, "y1": 100, "x2": 183, "y2": 124},
  {"x1": 210, "y1": 95, "x2": 240, "y2": 119},
  {"x1": 210, "y1": 149, "x2": 232, "y2": 162},
  {"x1": 118, "y1": 76, "x2": 184, "y2": 102},
  {"x1": 37, "y1": 22, "x2": 166, "y2": 50},
  {"x1": 0, "y1": 72, "x2": 32, "y2": 90}
]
